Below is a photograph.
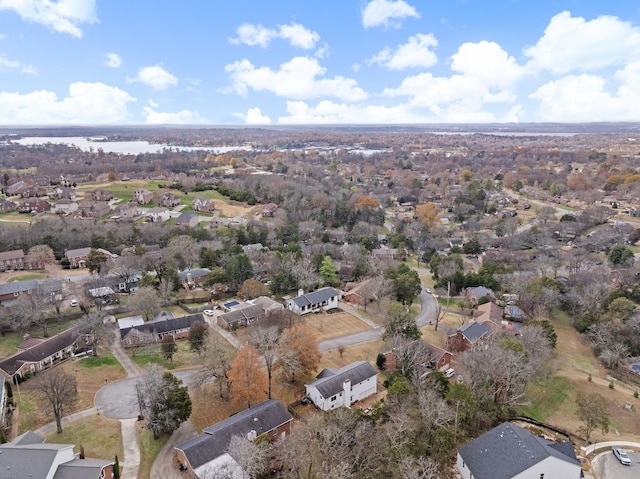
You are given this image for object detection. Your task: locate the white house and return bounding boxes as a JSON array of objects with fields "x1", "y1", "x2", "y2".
[
  {"x1": 457, "y1": 422, "x2": 582, "y2": 479},
  {"x1": 285, "y1": 287, "x2": 339, "y2": 315},
  {"x1": 305, "y1": 361, "x2": 377, "y2": 411}
]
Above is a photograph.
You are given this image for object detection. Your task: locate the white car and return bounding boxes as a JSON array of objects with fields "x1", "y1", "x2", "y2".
[
  {"x1": 444, "y1": 368, "x2": 455, "y2": 378},
  {"x1": 203, "y1": 309, "x2": 215, "y2": 316},
  {"x1": 70, "y1": 299, "x2": 79, "y2": 307},
  {"x1": 612, "y1": 446, "x2": 632, "y2": 466}
]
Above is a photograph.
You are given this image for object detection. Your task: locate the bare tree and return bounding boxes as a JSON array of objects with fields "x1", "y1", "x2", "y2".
[
  {"x1": 35, "y1": 367, "x2": 78, "y2": 434},
  {"x1": 131, "y1": 286, "x2": 162, "y2": 321},
  {"x1": 196, "y1": 333, "x2": 234, "y2": 398},
  {"x1": 227, "y1": 435, "x2": 270, "y2": 479},
  {"x1": 251, "y1": 326, "x2": 281, "y2": 399},
  {"x1": 575, "y1": 392, "x2": 610, "y2": 441}
]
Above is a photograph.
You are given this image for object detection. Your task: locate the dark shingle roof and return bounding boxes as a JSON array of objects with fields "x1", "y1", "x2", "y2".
[
  {"x1": 0, "y1": 278, "x2": 62, "y2": 297},
  {"x1": 0, "y1": 443, "x2": 72, "y2": 479},
  {"x1": 120, "y1": 313, "x2": 204, "y2": 339},
  {"x1": 219, "y1": 305, "x2": 265, "y2": 326},
  {"x1": 0, "y1": 328, "x2": 82, "y2": 376},
  {"x1": 457, "y1": 422, "x2": 580, "y2": 479},
  {"x1": 289, "y1": 287, "x2": 338, "y2": 308},
  {"x1": 307, "y1": 361, "x2": 377, "y2": 399},
  {"x1": 459, "y1": 321, "x2": 492, "y2": 343},
  {"x1": 53, "y1": 459, "x2": 113, "y2": 479},
  {"x1": 176, "y1": 400, "x2": 292, "y2": 470}
]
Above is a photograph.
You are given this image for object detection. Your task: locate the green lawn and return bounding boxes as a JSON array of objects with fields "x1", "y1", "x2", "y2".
[
  {"x1": 44, "y1": 415, "x2": 124, "y2": 461},
  {"x1": 521, "y1": 375, "x2": 574, "y2": 422},
  {"x1": 138, "y1": 426, "x2": 169, "y2": 479},
  {"x1": 129, "y1": 340, "x2": 203, "y2": 371},
  {"x1": 8, "y1": 273, "x2": 49, "y2": 282}
]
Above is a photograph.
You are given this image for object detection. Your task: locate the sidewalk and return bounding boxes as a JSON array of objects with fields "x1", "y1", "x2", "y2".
[
  {"x1": 110, "y1": 328, "x2": 143, "y2": 378},
  {"x1": 120, "y1": 418, "x2": 140, "y2": 479},
  {"x1": 339, "y1": 302, "x2": 380, "y2": 329}
]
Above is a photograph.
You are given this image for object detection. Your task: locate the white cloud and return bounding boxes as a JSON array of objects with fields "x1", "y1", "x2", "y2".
[
  {"x1": 142, "y1": 107, "x2": 206, "y2": 125},
  {"x1": 224, "y1": 56, "x2": 367, "y2": 101},
  {"x1": 105, "y1": 53, "x2": 121, "y2": 69},
  {"x1": 239, "y1": 107, "x2": 271, "y2": 125},
  {"x1": 128, "y1": 65, "x2": 178, "y2": 90},
  {"x1": 0, "y1": 82, "x2": 135, "y2": 124},
  {"x1": 529, "y1": 67, "x2": 640, "y2": 122},
  {"x1": 0, "y1": 53, "x2": 36, "y2": 73},
  {"x1": 147, "y1": 99, "x2": 158, "y2": 108},
  {"x1": 382, "y1": 41, "x2": 523, "y2": 117},
  {"x1": 0, "y1": 0, "x2": 97, "y2": 38},
  {"x1": 368, "y1": 33, "x2": 437, "y2": 70},
  {"x1": 229, "y1": 22, "x2": 319, "y2": 49},
  {"x1": 362, "y1": 0, "x2": 419, "y2": 29},
  {"x1": 524, "y1": 11, "x2": 640, "y2": 74}
]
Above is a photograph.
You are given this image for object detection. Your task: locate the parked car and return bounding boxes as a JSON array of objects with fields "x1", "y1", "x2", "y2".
[
  {"x1": 444, "y1": 368, "x2": 455, "y2": 378},
  {"x1": 612, "y1": 446, "x2": 632, "y2": 466},
  {"x1": 70, "y1": 299, "x2": 78, "y2": 307}
]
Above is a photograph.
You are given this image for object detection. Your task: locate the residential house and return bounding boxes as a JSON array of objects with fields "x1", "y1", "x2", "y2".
[
  {"x1": 457, "y1": 422, "x2": 581, "y2": 479},
  {"x1": 133, "y1": 188, "x2": 153, "y2": 205},
  {"x1": 90, "y1": 188, "x2": 114, "y2": 202},
  {"x1": 112, "y1": 201, "x2": 138, "y2": 220},
  {"x1": 6, "y1": 180, "x2": 33, "y2": 197},
  {"x1": 0, "y1": 328, "x2": 93, "y2": 381},
  {"x1": 242, "y1": 243, "x2": 264, "y2": 254},
  {"x1": 343, "y1": 278, "x2": 376, "y2": 306},
  {"x1": 17, "y1": 198, "x2": 50, "y2": 213},
  {"x1": 0, "y1": 278, "x2": 62, "y2": 303},
  {"x1": 383, "y1": 341, "x2": 452, "y2": 375},
  {"x1": 176, "y1": 212, "x2": 199, "y2": 227},
  {"x1": 50, "y1": 199, "x2": 78, "y2": 215},
  {"x1": 248, "y1": 296, "x2": 284, "y2": 315},
  {"x1": 175, "y1": 400, "x2": 293, "y2": 479},
  {"x1": 285, "y1": 287, "x2": 339, "y2": 315},
  {"x1": 473, "y1": 301, "x2": 503, "y2": 326},
  {"x1": 0, "y1": 431, "x2": 114, "y2": 479},
  {"x1": 217, "y1": 304, "x2": 266, "y2": 330},
  {"x1": 120, "y1": 313, "x2": 206, "y2": 348},
  {"x1": 50, "y1": 185, "x2": 76, "y2": 201},
  {"x1": 305, "y1": 361, "x2": 377, "y2": 411},
  {"x1": 159, "y1": 192, "x2": 181, "y2": 208},
  {"x1": 144, "y1": 206, "x2": 171, "y2": 222},
  {"x1": 0, "y1": 249, "x2": 45, "y2": 272},
  {"x1": 179, "y1": 268, "x2": 211, "y2": 289},
  {"x1": 0, "y1": 199, "x2": 16, "y2": 213},
  {"x1": 78, "y1": 200, "x2": 110, "y2": 218},
  {"x1": 447, "y1": 321, "x2": 493, "y2": 353},
  {"x1": 261, "y1": 203, "x2": 278, "y2": 217},
  {"x1": 465, "y1": 286, "x2": 496, "y2": 306},
  {"x1": 192, "y1": 196, "x2": 215, "y2": 213},
  {"x1": 371, "y1": 247, "x2": 406, "y2": 261},
  {"x1": 65, "y1": 247, "x2": 116, "y2": 269}
]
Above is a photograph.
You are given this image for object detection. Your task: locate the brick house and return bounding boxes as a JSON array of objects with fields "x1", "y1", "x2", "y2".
[
  {"x1": 0, "y1": 199, "x2": 16, "y2": 213},
  {"x1": 0, "y1": 328, "x2": 93, "y2": 381},
  {"x1": 261, "y1": 203, "x2": 278, "y2": 217},
  {"x1": 90, "y1": 188, "x2": 114, "y2": 201},
  {"x1": 120, "y1": 313, "x2": 207, "y2": 348},
  {"x1": 17, "y1": 198, "x2": 50, "y2": 213},
  {"x1": 192, "y1": 196, "x2": 214, "y2": 212},
  {"x1": 175, "y1": 400, "x2": 293, "y2": 478},
  {"x1": 465, "y1": 286, "x2": 496, "y2": 306},
  {"x1": 78, "y1": 200, "x2": 111, "y2": 218},
  {"x1": 384, "y1": 341, "x2": 452, "y2": 374},
  {"x1": 447, "y1": 321, "x2": 493, "y2": 353},
  {"x1": 159, "y1": 192, "x2": 181, "y2": 208},
  {"x1": 133, "y1": 188, "x2": 153, "y2": 205},
  {"x1": 0, "y1": 278, "x2": 62, "y2": 302},
  {"x1": 0, "y1": 250, "x2": 45, "y2": 272}
]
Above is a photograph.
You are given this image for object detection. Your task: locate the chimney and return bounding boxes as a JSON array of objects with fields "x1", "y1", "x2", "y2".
[
  {"x1": 297, "y1": 289, "x2": 304, "y2": 297},
  {"x1": 343, "y1": 379, "x2": 352, "y2": 407}
]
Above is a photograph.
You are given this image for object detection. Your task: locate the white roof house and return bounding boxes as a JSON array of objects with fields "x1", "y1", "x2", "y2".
[{"x1": 285, "y1": 287, "x2": 339, "y2": 315}]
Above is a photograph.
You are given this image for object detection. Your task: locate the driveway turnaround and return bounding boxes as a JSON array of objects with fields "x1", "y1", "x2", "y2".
[{"x1": 95, "y1": 377, "x2": 142, "y2": 420}]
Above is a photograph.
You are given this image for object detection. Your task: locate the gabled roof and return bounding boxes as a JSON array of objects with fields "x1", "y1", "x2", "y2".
[
  {"x1": 0, "y1": 278, "x2": 62, "y2": 297},
  {"x1": 0, "y1": 442, "x2": 73, "y2": 479},
  {"x1": 10, "y1": 430, "x2": 45, "y2": 445},
  {"x1": 176, "y1": 400, "x2": 292, "y2": 470},
  {"x1": 120, "y1": 313, "x2": 204, "y2": 339},
  {"x1": 457, "y1": 422, "x2": 580, "y2": 479},
  {"x1": 307, "y1": 361, "x2": 377, "y2": 399},
  {"x1": 0, "y1": 249, "x2": 24, "y2": 261},
  {"x1": 0, "y1": 328, "x2": 82, "y2": 376},
  {"x1": 458, "y1": 321, "x2": 492, "y2": 343},
  {"x1": 65, "y1": 247, "x2": 91, "y2": 258},
  {"x1": 467, "y1": 286, "x2": 496, "y2": 299},
  {"x1": 288, "y1": 287, "x2": 338, "y2": 308},
  {"x1": 219, "y1": 305, "x2": 265, "y2": 325}
]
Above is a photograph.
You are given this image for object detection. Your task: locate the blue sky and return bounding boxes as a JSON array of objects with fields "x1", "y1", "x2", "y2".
[{"x1": 1, "y1": 0, "x2": 640, "y2": 125}]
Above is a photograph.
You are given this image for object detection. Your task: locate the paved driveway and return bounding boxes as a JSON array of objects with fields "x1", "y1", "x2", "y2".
[{"x1": 593, "y1": 449, "x2": 639, "y2": 479}]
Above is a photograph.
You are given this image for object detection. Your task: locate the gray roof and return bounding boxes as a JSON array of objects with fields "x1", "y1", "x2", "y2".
[
  {"x1": 120, "y1": 313, "x2": 205, "y2": 339},
  {"x1": 176, "y1": 400, "x2": 292, "y2": 470},
  {"x1": 458, "y1": 422, "x2": 580, "y2": 479},
  {"x1": 0, "y1": 278, "x2": 62, "y2": 297},
  {"x1": 219, "y1": 305, "x2": 265, "y2": 326},
  {"x1": 459, "y1": 321, "x2": 492, "y2": 343},
  {"x1": 53, "y1": 458, "x2": 113, "y2": 479},
  {"x1": 0, "y1": 443, "x2": 72, "y2": 479},
  {"x1": 467, "y1": 286, "x2": 496, "y2": 299},
  {"x1": 289, "y1": 287, "x2": 338, "y2": 308},
  {"x1": 178, "y1": 268, "x2": 211, "y2": 281},
  {"x1": 9, "y1": 431, "x2": 45, "y2": 445},
  {"x1": 307, "y1": 361, "x2": 377, "y2": 399},
  {"x1": 0, "y1": 328, "x2": 82, "y2": 376}
]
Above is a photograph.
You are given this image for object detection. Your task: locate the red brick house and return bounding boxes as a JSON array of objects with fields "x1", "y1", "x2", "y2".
[
  {"x1": 192, "y1": 196, "x2": 215, "y2": 212},
  {"x1": 120, "y1": 313, "x2": 207, "y2": 348},
  {"x1": 0, "y1": 250, "x2": 45, "y2": 272},
  {"x1": 17, "y1": 198, "x2": 50, "y2": 213},
  {"x1": 384, "y1": 341, "x2": 452, "y2": 374},
  {"x1": 447, "y1": 322, "x2": 493, "y2": 353}
]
